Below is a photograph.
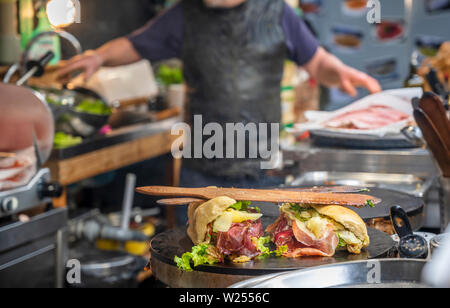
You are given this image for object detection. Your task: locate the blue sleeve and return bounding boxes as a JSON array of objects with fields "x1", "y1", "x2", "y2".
[
  {"x1": 127, "y1": 3, "x2": 183, "y2": 62},
  {"x1": 282, "y1": 4, "x2": 319, "y2": 66}
]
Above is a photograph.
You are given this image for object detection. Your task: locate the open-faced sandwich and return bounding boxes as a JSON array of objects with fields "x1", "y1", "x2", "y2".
[
  {"x1": 267, "y1": 203, "x2": 370, "y2": 258},
  {"x1": 175, "y1": 196, "x2": 274, "y2": 271}
]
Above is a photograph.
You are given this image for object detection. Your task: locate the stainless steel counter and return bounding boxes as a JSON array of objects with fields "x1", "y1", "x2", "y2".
[
  {"x1": 282, "y1": 142, "x2": 438, "y2": 177},
  {"x1": 282, "y1": 142, "x2": 441, "y2": 229}
]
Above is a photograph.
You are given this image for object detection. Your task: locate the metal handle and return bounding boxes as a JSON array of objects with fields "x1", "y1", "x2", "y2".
[
  {"x1": 16, "y1": 51, "x2": 55, "y2": 86},
  {"x1": 390, "y1": 205, "x2": 413, "y2": 239}
]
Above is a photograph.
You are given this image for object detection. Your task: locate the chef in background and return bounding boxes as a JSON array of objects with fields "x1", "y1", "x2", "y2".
[{"x1": 59, "y1": 0, "x2": 381, "y2": 222}]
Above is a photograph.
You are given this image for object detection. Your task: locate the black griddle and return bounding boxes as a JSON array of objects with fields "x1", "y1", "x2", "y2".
[
  {"x1": 310, "y1": 130, "x2": 417, "y2": 150},
  {"x1": 151, "y1": 227, "x2": 394, "y2": 276},
  {"x1": 343, "y1": 187, "x2": 424, "y2": 222}
]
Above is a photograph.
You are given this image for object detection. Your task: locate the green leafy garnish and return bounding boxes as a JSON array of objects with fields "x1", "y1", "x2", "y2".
[
  {"x1": 366, "y1": 200, "x2": 375, "y2": 208},
  {"x1": 290, "y1": 203, "x2": 309, "y2": 213},
  {"x1": 254, "y1": 236, "x2": 272, "y2": 259},
  {"x1": 174, "y1": 244, "x2": 218, "y2": 272},
  {"x1": 229, "y1": 201, "x2": 252, "y2": 211},
  {"x1": 337, "y1": 234, "x2": 347, "y2": 248},
  {"x1": 273, "y1": 245, "x2": 288, "y2": 257},
  {"x1": 359, "y1": 188, "x2": 371, "y2": 193},
  {"x1": 75, "y1": 99, "x2": 112, "y2": 115},
  {"x1": 157, "y1": 64, "x2": 184, "y2": 86},
  {"x1": 53, "y1": 132, "x2": 83, "y2": 149}
]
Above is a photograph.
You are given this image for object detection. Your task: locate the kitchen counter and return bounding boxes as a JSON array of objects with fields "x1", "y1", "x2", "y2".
[
  {"x1": 45, "y1": 117, "x2": 182, "y2": 223},
  {"x1": 282, "y1": 141, "x2": 438, "y2": 177}
]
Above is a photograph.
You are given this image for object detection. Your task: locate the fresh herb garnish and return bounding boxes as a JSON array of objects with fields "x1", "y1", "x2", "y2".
[
  {"x1": 360, "y1": 188, "x2": 371, "y2": 193},
  {"x1": 230, "y1": 201, "x2": 252, "y2": 211},
  {"x1": 366, "y1": 200, "x2": 375, "y2": 208},
  {"x1": 174, "y1": 244, "x2": 218, "y2": 272}
]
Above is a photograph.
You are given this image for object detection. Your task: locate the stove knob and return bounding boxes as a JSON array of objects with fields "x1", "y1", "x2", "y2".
[
  {"x1": 39, "y1": 182, "x2": 63, "y2": 198},
  {"x1": 1, "y1": 197, "x2": 19, "y2": 213}
]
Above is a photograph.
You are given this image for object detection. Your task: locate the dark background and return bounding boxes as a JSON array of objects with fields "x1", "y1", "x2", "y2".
[{"x1": 63, "y1": 0, "x2": 165, "y2": 53}]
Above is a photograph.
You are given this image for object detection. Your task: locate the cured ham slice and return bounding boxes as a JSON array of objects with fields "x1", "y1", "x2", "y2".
[
  {"x1": 325, "y1": 105, "x2": 410, "y2": 130},
  {"x1": 216, "y1": 220, "x2": 263, "y2": 258},
  {"x1": 267, "y1": 215, "x2": 339, "y2": 258},
  {"x1": 292, "y1": 221, "x2": 338, "y2": 257}
]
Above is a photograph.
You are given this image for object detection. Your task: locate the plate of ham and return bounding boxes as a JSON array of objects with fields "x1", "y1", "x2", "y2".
[{"x1": 289, "y1": 88, "x2": 423, "y2": 138}]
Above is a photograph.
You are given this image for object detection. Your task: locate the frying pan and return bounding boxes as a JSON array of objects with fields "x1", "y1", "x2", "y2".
[{"x1": 0, "y1": 83, "x2": 54, "y2": 164}]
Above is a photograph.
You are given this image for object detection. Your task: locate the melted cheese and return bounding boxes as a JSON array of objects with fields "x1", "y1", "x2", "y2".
[
  {"x1": 306, "y1": 217, "x2": 328, "y2": 238},
  {"x1": 337, "y1": 230, "x2": 362, "y2": 245},
  {"x1": 212, "y1": 209, "x2": 262, "y2": 233}
]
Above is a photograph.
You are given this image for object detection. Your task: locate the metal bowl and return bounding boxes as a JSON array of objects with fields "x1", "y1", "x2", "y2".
[{"x1": 36, "y1": 87, "x2": 111, "y2": 138}]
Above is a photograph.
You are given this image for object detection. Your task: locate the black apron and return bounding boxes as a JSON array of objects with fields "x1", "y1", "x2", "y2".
[{"x1": 182, "y1": 0, "x2": 287, "y2": 179}]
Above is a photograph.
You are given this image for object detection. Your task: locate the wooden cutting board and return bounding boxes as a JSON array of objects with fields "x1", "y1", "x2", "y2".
[{"x1": 137, "y1": 186, "x2": 381, "y2": 208}]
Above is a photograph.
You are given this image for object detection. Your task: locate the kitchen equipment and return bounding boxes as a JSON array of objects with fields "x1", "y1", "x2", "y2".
[
  {"x1": 0, "y1": 83, "x2": 65, "y2": 287},
  {"x1": 425, "y1": 69, "x2": 449, "y2": 99},
  {"x1": 156, "y1": 186, "x2": 374, "y2": 206},
  {"x1": 137, "y1": 186, "x2": 381, "y2": 208},
  {"x1": 430, "y1": 233, "x2": 450, "y2": 254},
  {"x1": 401, "y1": 125, "x2": 426, "y2": 147},
  {"x1": 229, "y1": 259, "x2": 428, "y2": 288},
  {"x1": 418, "y1": 92, "x2": 450, "y2": 152},
  {"x1": 3, "y1": 30, "x2": 82, "y2": 84},
  {"x1": 0, "y1": 207, "x2": 67, "y2": 288},
  {"x1": 16, "y1": 51, "x2": 55, "y2": 86},
  {"x1": 309, "y1": 130, "x2": 418, "y2": 149},
  {"x1": 0, "y1": 83, "x2": 54, "y2": 166},
  {"x1": 289, "y1": 172, "x2": 434, "y2": 198},
  {"x1": 390, "y1": 205, "x2": 428, "y2": 259},
  {"x1": 39, "y1": 87, "x2": 111, "y2": 138},
  {"x1": 413, "y1": 108, "x2": 450, "y2": 177},
  {"x1": 121, "y1": 174, "x2": 136, "y2": 231},
  {"x1": 67, "y1": 241, "x2": 146, "y2": 288},
  {"x1": 440, "y1": 177, "x2": 450, "y2": 232},
  {"x1": 150, "y1": 226, "x2": 395, "y2": 288}
]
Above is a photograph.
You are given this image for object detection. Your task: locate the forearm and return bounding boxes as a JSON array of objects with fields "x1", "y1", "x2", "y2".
[{"x1": 96, "y1": 37, "x2": 142, "y2": 67}]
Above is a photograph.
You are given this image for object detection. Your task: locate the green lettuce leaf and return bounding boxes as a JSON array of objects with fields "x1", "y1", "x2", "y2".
[
  {"x1": 174, "y1": 244, "x2": 218, "y2": 272},
  {"x1": 273, "y1": 245, "x2": 288, "y2": 257}
]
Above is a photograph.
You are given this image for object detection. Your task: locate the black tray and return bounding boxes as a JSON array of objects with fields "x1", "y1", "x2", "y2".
[
  {"x1": 310, "y1": 130, "x2": 418, "y2": 150},
  {"x1": 151, "y1": 227, "x2": 395, "y2": 276}
]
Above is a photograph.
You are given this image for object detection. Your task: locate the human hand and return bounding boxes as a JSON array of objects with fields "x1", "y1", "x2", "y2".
[
  {"x1": 57, "y1": 50, "x2": 104, "y2": 82},
  {"x1": 337, "y1": 65, "x2": 382, "y2": 97}
]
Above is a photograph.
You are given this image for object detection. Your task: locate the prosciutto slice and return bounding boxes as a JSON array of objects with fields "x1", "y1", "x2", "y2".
[
  {"x1": 325, "y1": 105, "x2": 410, "y2": 130},
  {"x1": 216, "y1": 220, "x2": 263, "y2": 258},
  {"x1": 267, "y1": 215, "x2": 339, "y2": 258}
]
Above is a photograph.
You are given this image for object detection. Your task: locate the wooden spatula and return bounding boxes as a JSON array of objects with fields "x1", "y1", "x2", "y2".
[
  {"x1": 156, "y1": 186, "x2": 373, "y2": 206},
  {"x1": 419, "y1": 92, "x2": 450, "y2": 152},
  {"x1": 137, "y1": 186, "x2": 381, "y2": 208},
  {"x1": 414, "y1": 108, "x2": 450, "y2": 177}
]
